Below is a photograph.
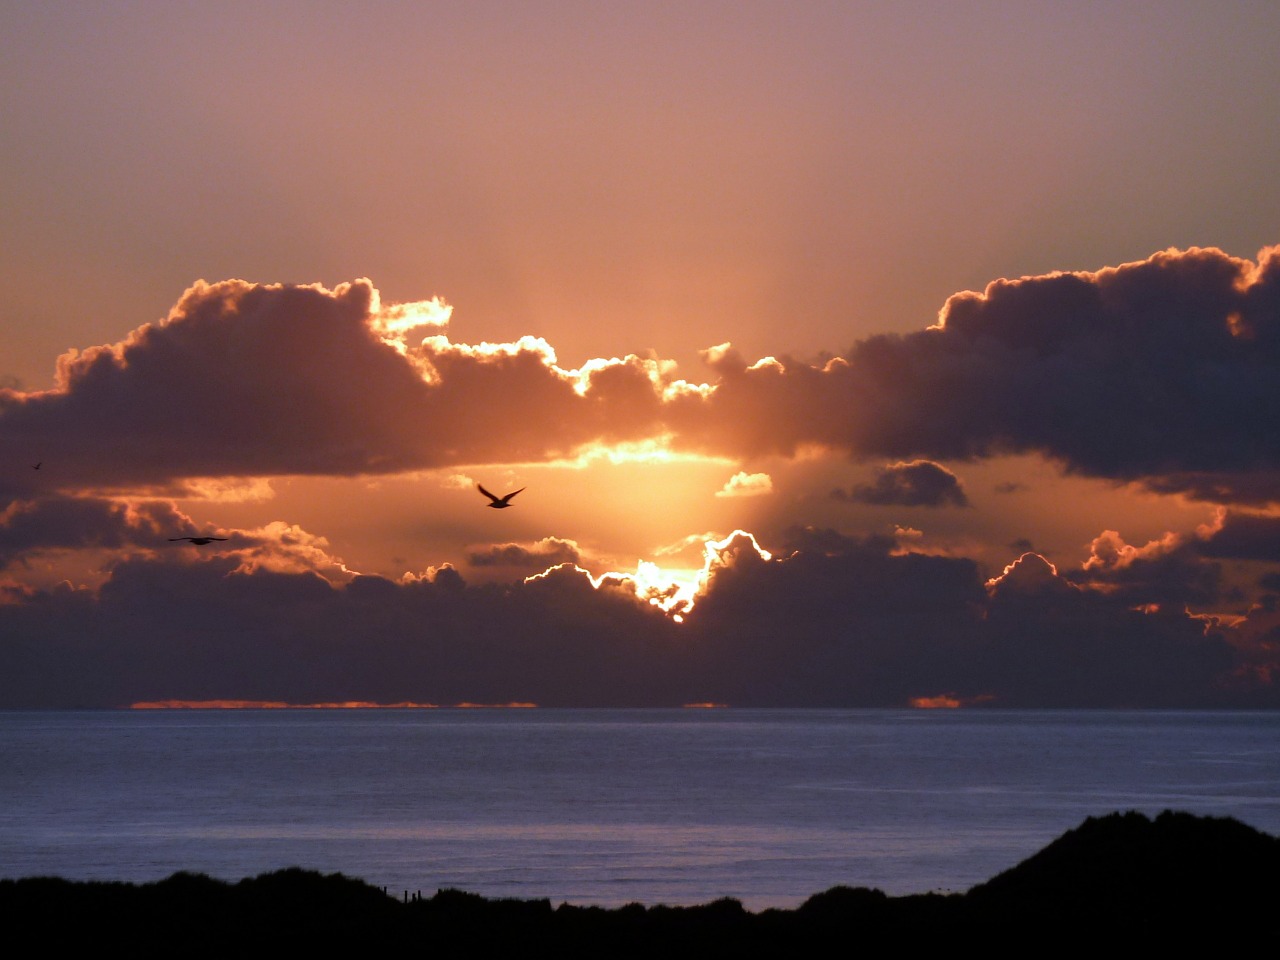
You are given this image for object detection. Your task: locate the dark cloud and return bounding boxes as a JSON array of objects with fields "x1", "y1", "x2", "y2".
[
  {"x1": 978, "y1": 551, "x2": 1239, "y2": 706},
  {"x1": 1067, "y1": 530, "x2": 1224, "y2": 608},
  {"x1": 466, "y1": 537, "x2": 582, "y2": 569},
  {"x1": 0, "y1": 496, "x2": 190, "y2": 564},
  {"x1": 1, "y1": 528, "x2": 1268, "y2": 709},
  {"x1": 834, "y1": 460, "x2": 969, "y2": 507},
  {"x1": 675, "y1": 245, "x2": 1280, "y2": 503},
  {"x1": 0, "y1": 279, "x2": 669, "y2": 495},
  {"x1": 1197, "y1": 511, "x2": 1280, "y2": 561},
  {"x1": 0, "y1": 495, "x2": 353, "y2": 587}
]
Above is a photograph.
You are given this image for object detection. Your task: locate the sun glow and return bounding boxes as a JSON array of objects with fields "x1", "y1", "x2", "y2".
[
  {"x1": 528, "y1": 529, "x2": 773, "y2": 623},
  {"x1": 543, "y1": 435, "x2": 734, "y2": 468},
  {"x1": 370, "y1": 295, "x2": 453, "y2": 339}
]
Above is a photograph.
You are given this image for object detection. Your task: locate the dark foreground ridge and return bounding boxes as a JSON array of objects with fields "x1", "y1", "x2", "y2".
[{"x1": 3, "y1": 811, "x2": 1277, "y2": 955}]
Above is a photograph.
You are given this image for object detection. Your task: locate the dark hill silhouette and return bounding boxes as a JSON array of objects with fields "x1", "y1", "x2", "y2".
[
  {"x1": 2, "y1": 811, "x2": 1276, "y2": 955},
  {"x1": 969, "y1": 809, "x2": 1280, "y2": 906}
]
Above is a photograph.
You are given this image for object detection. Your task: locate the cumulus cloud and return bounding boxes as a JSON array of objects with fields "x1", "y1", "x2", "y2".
[
  {"x1": 4, "y1": 246, "x2": 1280, "y2": 506},
  {"x1": 673, "y1": 245, "x2": 1280, "y2": 502},
  {"x1": 714, "y1": 471, "x2": 773, "y2": 498},
  {"x1": 835, "y1": 460, "x2": 969, "y2": 507},
  {"x1": 985, "y1": 552, "x2": 1076, "y2": 597},
  {"x1": 0, "y1": 278, "x2": 677, "y2": 495},
  {"x1": 467, "y1": 537, "x2": 582, "y2": 569},
  {"x1": 1069, "y1": 530, "x2": 1222, "y2": 608},
  {"x1": 0, "y1": 496, "x2": 192, "y2": 564}
]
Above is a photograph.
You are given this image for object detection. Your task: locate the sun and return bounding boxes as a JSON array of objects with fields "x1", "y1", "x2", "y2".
[{"x1": 532, "y1": 529, "x2": 773, "y2": 623}]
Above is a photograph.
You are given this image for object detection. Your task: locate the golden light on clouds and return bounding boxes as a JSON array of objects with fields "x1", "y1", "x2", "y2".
[
  {"x1": 910, "y1": 694, "x2": 962, "y2": 709},
  {"x1": 533, "y1": 529, "x2": 774, "y2": 623},
  {"x1": 715, "y1": 471, "x2": 773, "y2": 498},
  {"x1": 545, "y1": 436, "x2": 733, "y2": 469},
  {"x1": 129, "y1": 700, "x2": 538, "y2": 709},
  {"x1": 131, "y1": 700, "x2": 442, "y2": 710},
  {"x1": 369, "y1": 294, "x2": 453, "y2": 339},
  {"x1": 174, "y1": 477, "x2": 277, "y2": 503},
  {"x1": 910, "y1": 694, "x2": 997, "y2": 709}
]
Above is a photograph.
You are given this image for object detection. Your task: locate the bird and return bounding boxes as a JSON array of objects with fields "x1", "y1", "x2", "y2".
[
  {"x1": 477, "y1": 483, "x2": 525, "y2": 509},
  {"x1": 169, "y1": 536, "x2": 229, "y2": 545},
  {"x1": 31, "y1": 462, "x2": 41, "y2": 470}
]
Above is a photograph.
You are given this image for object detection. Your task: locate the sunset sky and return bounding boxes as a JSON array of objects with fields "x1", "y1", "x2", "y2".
[{"x1": 3, "y1": 1, "x2": 1280, "y2": 707}]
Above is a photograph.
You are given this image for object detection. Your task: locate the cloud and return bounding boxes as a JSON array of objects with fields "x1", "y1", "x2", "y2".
[
  {"x1": 848, "y1": 245, "x2": 1280, "y2": 492},
  {"x1": 673, "y1": 245, "x2": 1280, "y2": 503},
  {"x1": 715, "y1": 471, "x2": 773, "y2": 498},
  {"x1": 0, "y1": 523, "x2": 1271, "y2": 709},
  {"x1": 467, "y1": 537, "x2": 582, "y2": 569},
  {"x1": 835, "y1": 460, "x2": 969, "y2": 507},
  {"x1": 0, "y1": 279, "x2": 676, "y2": 495},
  {"x1": 0, "y1": 496, "x2": 192, "y2": 564},
  {"x1": 1196, "y1": 510, "x2": 1280, "y2": 561},
  {"x1": 5, "y1": 246, "x2": 1280, "y2": 507},
  {"x1": 0, "y1": 495, "x2": 353, "y2": 587},
  {"x1": 985, "y1": 552, "x2": 1076, "y2": 598}
]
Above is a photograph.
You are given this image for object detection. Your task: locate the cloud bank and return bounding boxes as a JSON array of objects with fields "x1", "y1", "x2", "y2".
[
  {"x1": 0, "y1": 528, "x2": 1264, "y2": 709},
  {"x1": 3, "y1": 245, "x2": 1278, "y2": 503}
]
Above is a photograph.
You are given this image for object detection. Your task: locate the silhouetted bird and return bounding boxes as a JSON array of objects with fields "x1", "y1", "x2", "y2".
[
  {"x1": 31, "y1": 462, "x2": 41, "y2": 470},
  {"x1": 169, "y1": 537, "x2": 229, "y2": 545},
  {"x1": 478, "y1": 484, "x2": 524, "y2": 509}
]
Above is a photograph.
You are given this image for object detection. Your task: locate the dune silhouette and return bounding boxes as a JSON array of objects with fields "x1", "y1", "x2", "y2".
[{"x1": 1, "y1": 811, "x2": 1273, "y2": 952}]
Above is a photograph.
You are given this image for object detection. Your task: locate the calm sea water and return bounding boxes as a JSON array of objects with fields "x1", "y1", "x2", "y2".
[{"x1": 2, "y1": 709, "x2": 1277, "y2": 909}]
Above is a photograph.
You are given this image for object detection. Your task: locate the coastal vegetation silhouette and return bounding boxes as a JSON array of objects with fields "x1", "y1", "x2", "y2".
[{"x1": 3, "y1": 812, "x2": 1275, "y2": 953}]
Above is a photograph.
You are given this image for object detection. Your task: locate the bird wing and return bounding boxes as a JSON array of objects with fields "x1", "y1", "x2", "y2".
[
  {"x1": 477, "y1": 483, "x2": 501, "y2": 503},
  {"x1": 502, "y1": 487, "x2": 526, "y2": 502}
]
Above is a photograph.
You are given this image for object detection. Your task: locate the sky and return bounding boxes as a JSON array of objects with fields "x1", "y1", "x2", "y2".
[{"x1": 3, "y1": 1, "x2": 1280, "y2": 708}]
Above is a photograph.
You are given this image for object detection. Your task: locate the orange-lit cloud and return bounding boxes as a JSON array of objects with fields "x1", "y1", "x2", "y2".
[
  {"x1": 910, "y1": 694, "x2": 962, "y2": 709},
  {"x1": 715, "y1": 471, "x2": 773, "y2": 498},
  {"x1": 468, "y1": 537, "x2": 582, "y2": 570},
  {"x1": 909, "y1": 693, "x2": 997, "y2": 708},
  {"x1": 130, "y1": 700, "x2": 442, "y2": 709}
]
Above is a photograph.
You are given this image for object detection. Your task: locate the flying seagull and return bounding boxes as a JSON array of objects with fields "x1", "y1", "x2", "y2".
[
  {"x1": 477, "y1": 483, "x2": 525, "y2": 509},
  {"x1": 31, "y1": 462, "x2": 41, "y2": 470},
  {"x1": 169, "y1": 536, "x2": 229, "y2": 545}
]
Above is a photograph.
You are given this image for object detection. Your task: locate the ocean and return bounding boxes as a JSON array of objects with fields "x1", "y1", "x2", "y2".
[{"x1": 2, "y1": 708, "x2": 1277, "y2": 909}]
